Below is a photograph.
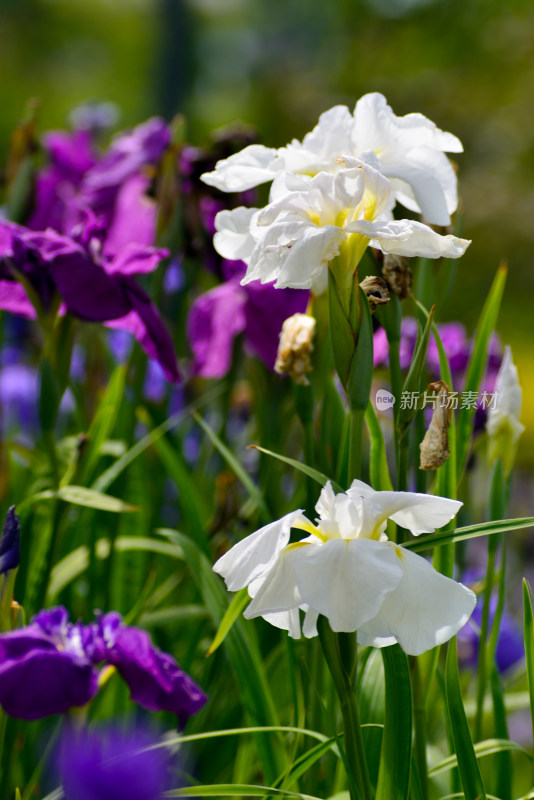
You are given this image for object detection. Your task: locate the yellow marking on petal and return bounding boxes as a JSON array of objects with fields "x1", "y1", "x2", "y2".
[
  {"x1": 394, "y1": 546, "x2": 405, "y2": 562},
  {"x1": 284, "y1": 542, "x2": 310, "y2": 553},
  {"x1": 98, "y1": 665, "x2": 116, "y2": 688},
  {"x1": 292, "y1": 519, "x2": 328, "y2": 543}
]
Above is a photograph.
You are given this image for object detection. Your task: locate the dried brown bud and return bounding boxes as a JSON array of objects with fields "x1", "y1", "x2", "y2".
[
  {"x1": 274, "y1": 313, "x2": 316, "y2": 386},
  {"x1": 419, "y1": 381, "x2": 451, "y2": 471},
  {"x1": 382, "y1": 254, "x2": 413, "y2": 300},
  {"x1": 359, "y1": 276, "x2": 390, "y2": 312}
]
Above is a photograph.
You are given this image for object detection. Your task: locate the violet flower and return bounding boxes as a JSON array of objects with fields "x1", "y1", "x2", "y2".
[
  {"x1": 457, "y1": 595, "x2": 524, "y2": 674},
  {"x1": 188, "y1": 260, "x2": 309, "y2": 378},
  {"x1": 0, "y1": 607, "x2": 207, "y2": 722},
  {"x1": 0, "y1": 213, "x2": 179, "y2": 382},
  {"x1": 60, "y1": 726, "x2": 169, "y2": 800}
]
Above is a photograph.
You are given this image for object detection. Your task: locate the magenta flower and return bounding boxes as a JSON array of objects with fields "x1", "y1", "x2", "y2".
[
  {"x1": 188, "y1": 260, "x2": 308, "y2": 378},
  {"x1": 0, "y1": 213, "x2": 179, "y2": 381},
  {"x1": 0, "y1": 607, "x2": 207, "y2": 722}
]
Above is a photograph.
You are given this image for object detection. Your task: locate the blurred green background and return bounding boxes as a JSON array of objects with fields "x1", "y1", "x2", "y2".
[{"x1": 1, "y1": 0, "x2": 533, "y2": 436}]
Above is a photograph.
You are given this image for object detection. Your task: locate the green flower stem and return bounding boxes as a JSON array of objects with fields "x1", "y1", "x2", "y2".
[
  {"x1": 317, "y1": 616, "x2": 371, "y2": 800},
  {"x1": 293, "y1": 383, "x2": 317, "y2": 514},
  {"x1": 474, "y1": 458, "x2": 507, "y2": 742},
  {"x1": 412, "y1": 657, "x2": 429, "y2": 800},
  {"x1": 348, "y1": 407, "x2": 365, "y2": 485}
]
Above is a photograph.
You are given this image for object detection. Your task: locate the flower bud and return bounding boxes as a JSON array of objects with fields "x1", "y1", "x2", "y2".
[
  {"x1": 487, "y1": 346, "x2": 524, "y2": 475},
  {"x1": 274, "y1": 313, "x2": 316, "y2": 386},
  {"x1": 0, "y1": 507, "x2": 20, "y2": 632}
]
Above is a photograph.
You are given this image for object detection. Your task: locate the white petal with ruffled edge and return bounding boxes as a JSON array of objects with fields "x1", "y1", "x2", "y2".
[
  {"x1": 201, "y1": 145, "x2": 279, "y2": 192},
  {"x1": 213, "y1": 509, "x2": 303, "y2": 592},
  {"x1": 356, "y1": 544, "x2": 476, "y2": 655}
]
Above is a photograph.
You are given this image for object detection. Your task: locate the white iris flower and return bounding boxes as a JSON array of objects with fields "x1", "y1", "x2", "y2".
[
  {"x1": 213, "y1": 161, "x2": 470, "y2": 293},
  {"x1": 213, "y1": 480, "x2": 476, "y2": 656},
  {"x1": 201, "y1": 92, "x2": 462, "y2": 226},
  {"x1": 487, "y1": 345, "x2": 524, "y2": 475}
]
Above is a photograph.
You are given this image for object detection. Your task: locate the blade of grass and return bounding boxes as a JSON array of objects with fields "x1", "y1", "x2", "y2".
[{"x1": 445, "y1": 638, "x2": 487, "y2": 800}]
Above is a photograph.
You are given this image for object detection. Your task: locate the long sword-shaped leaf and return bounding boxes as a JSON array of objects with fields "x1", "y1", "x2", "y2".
[
  {"x1": 403, "y1": 517, "x2": 534, "y2": 552},
  {"x1": 445, "y1": 638, "x2": 487, "y2": 800},
  {"x1": 193, "y1": 412, "x2": 270, "y2": 523},
  {"x1": 428, "y1": 737, "x2": 531, "y2": 776},
  {"x1": 456, "y1": 265, "x2": 507, "y2": 479},
  {"x1": 159, "y1": 528, "x2": 286, "y2": 783},
  {"x1": 165, "y1": 784, "x2": 325, "y2": 800},
  {"x1": 375, "y1": 645, "x2": 412, "y2": 800},
  {"x1": 522, "y1": 580, "x2": 534, "y2": 754},
  {"x1": 250, "y1": 445, "x2": 342, "y2": 492},
  {"x1": 18, "y1": 486, "x2": 137, "y2": 514}
]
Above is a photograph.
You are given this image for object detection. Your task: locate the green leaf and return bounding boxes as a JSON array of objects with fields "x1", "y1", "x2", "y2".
[
  {"x1": 365, "y1": 403, "x2": 393, "y2": 491},
  {"x1": 207, "y1": 587, "x2": 250, "y2": 655},
  {"x1": 375, "y1": 645, "x2": 412, "y2": 800},
  {"x1": 158, "y1": 528, "x2": 286, "y2": 783},
  {"x1": 273, "y1": 737, "x2": 341, "y2": 791},
  {"x1": 456, "y1": 265, "x2": 507, "y2": 478},
  {"x1": 19, "y1": 486, "x2": 137, "y2": 514},
  {"x1": 522, "y1": 579, "x2": 534, "y2": 749},
  {"x1": 445, "y1": 638, "x2": 487, "y2": 800},
  {"x1": 193, "y1": 412, "x2": 270, "y2": 523},
  {"x1": 328, "y1": 267, "x2": 356, "y2": 388},
  {"x1": 250, "y1": 445, "x2": 342, "y2": 493},
  {"x1": 165, "y1": 785, "x2": 325, "y2": 800},
  {"x1": 428, "y1": 737, "x2": 532, "y2": 776},
  {"x1": 75, "y1": 364, "x2": 127, "y2": 484},
  {"x1": 347, "y1": 288, "x2": 374, "y2": 412},
  {"x1": 397, "y1": 306, "x2": 435, "y2": 436},
  {"x1": 403, "y1": 517, "x2": 534, "y2": 553}
]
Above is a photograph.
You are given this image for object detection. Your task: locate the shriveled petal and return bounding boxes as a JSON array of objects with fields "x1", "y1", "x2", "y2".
[
  {"x1": 214, "y1": 207, "x2": 258, "y2": 262},
  {"x1": 201, "y1": 145, "x2": 279, "y2": 192},
  {"x1": 213, "y1": 509, "x2": 304, "y2": 592},
  {"x1": 356, "y1": 545, "x2": 476, "y2": 655},
  {"x1": 293, "y1": 538, "x2": 403, "y2": 632}
]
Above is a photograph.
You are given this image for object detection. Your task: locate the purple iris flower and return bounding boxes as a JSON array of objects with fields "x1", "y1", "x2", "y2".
[
  {"x1": 0, "y1": 607, "x2": 207, "y2": 722},
  {"x1": 60, "y1": 726, "x2": 169, "y2": 800},
  {"x1": 0, "y1": 213, "x2": 179, "y2": 382},
  {"x1": 457, "y1": 594, "x2": 524, "y2": 674},
  {"x1": 188, "y1": 260, "x2": 309, "y2": 378},
  {"x1": 0, "y1": 507, "x2": 20, "y2": 577}
]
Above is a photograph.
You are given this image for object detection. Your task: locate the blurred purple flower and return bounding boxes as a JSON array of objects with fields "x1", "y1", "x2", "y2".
[
  {"x1": 188, "y1": 260, "x2": 309, "y2": 378},
  {"x1": 0, "y1": 507, "x2": 20, "y2": 577},
  {"x1": 0, "y1": 214, "x2": 179, "y2": 382},
  {"x1": 60, "y1": 726, "x2": 168, "y2": 800},
  {"x1": 0, "y1": 607, "x2": 207, "y2": 722},
  {"x1": 457, "y1": 594, "x2": 524, "y2": 674}
]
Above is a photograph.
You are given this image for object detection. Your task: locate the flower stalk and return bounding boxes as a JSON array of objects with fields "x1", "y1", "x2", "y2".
[{"x1": 317, "y1": 616, "x2": 371, "y2": 800}]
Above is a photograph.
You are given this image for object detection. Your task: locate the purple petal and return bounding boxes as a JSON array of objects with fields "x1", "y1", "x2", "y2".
[
  {"x1": 107, "y1": 625, "x2": 207, "y2": 723},
  {"x1": 104, "y1": 242, "x2": 169, "y2": 277},
  {"x1": 0, "y1": 281, "x2": 36, "y2": 318},
  {"x1": 60, "y1": 726, "x2": 169, "y2": 800},
  {"x1": 103, "y1": 175, "x2": 159, "y2": 257},
  {"x1": 243, "y1": 281, "x2": 309, "y2": 369},
  {"x1": 187, "y1": 281, "x2": 247, "y2": 378}
]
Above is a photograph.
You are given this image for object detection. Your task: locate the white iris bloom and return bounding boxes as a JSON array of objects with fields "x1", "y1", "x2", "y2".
[
  {"x1": 201, "y1": 93, "x2": 462, "y2": 226},
  {"x1": 487, "y1": 345, "x2": 524, "y2": 475},
  {"x1": 213, "y1": 480, "x2": 476, "y2": 656},
  {"x1": 213, "y1": 162, "x2": 470, "y2": 293}
]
